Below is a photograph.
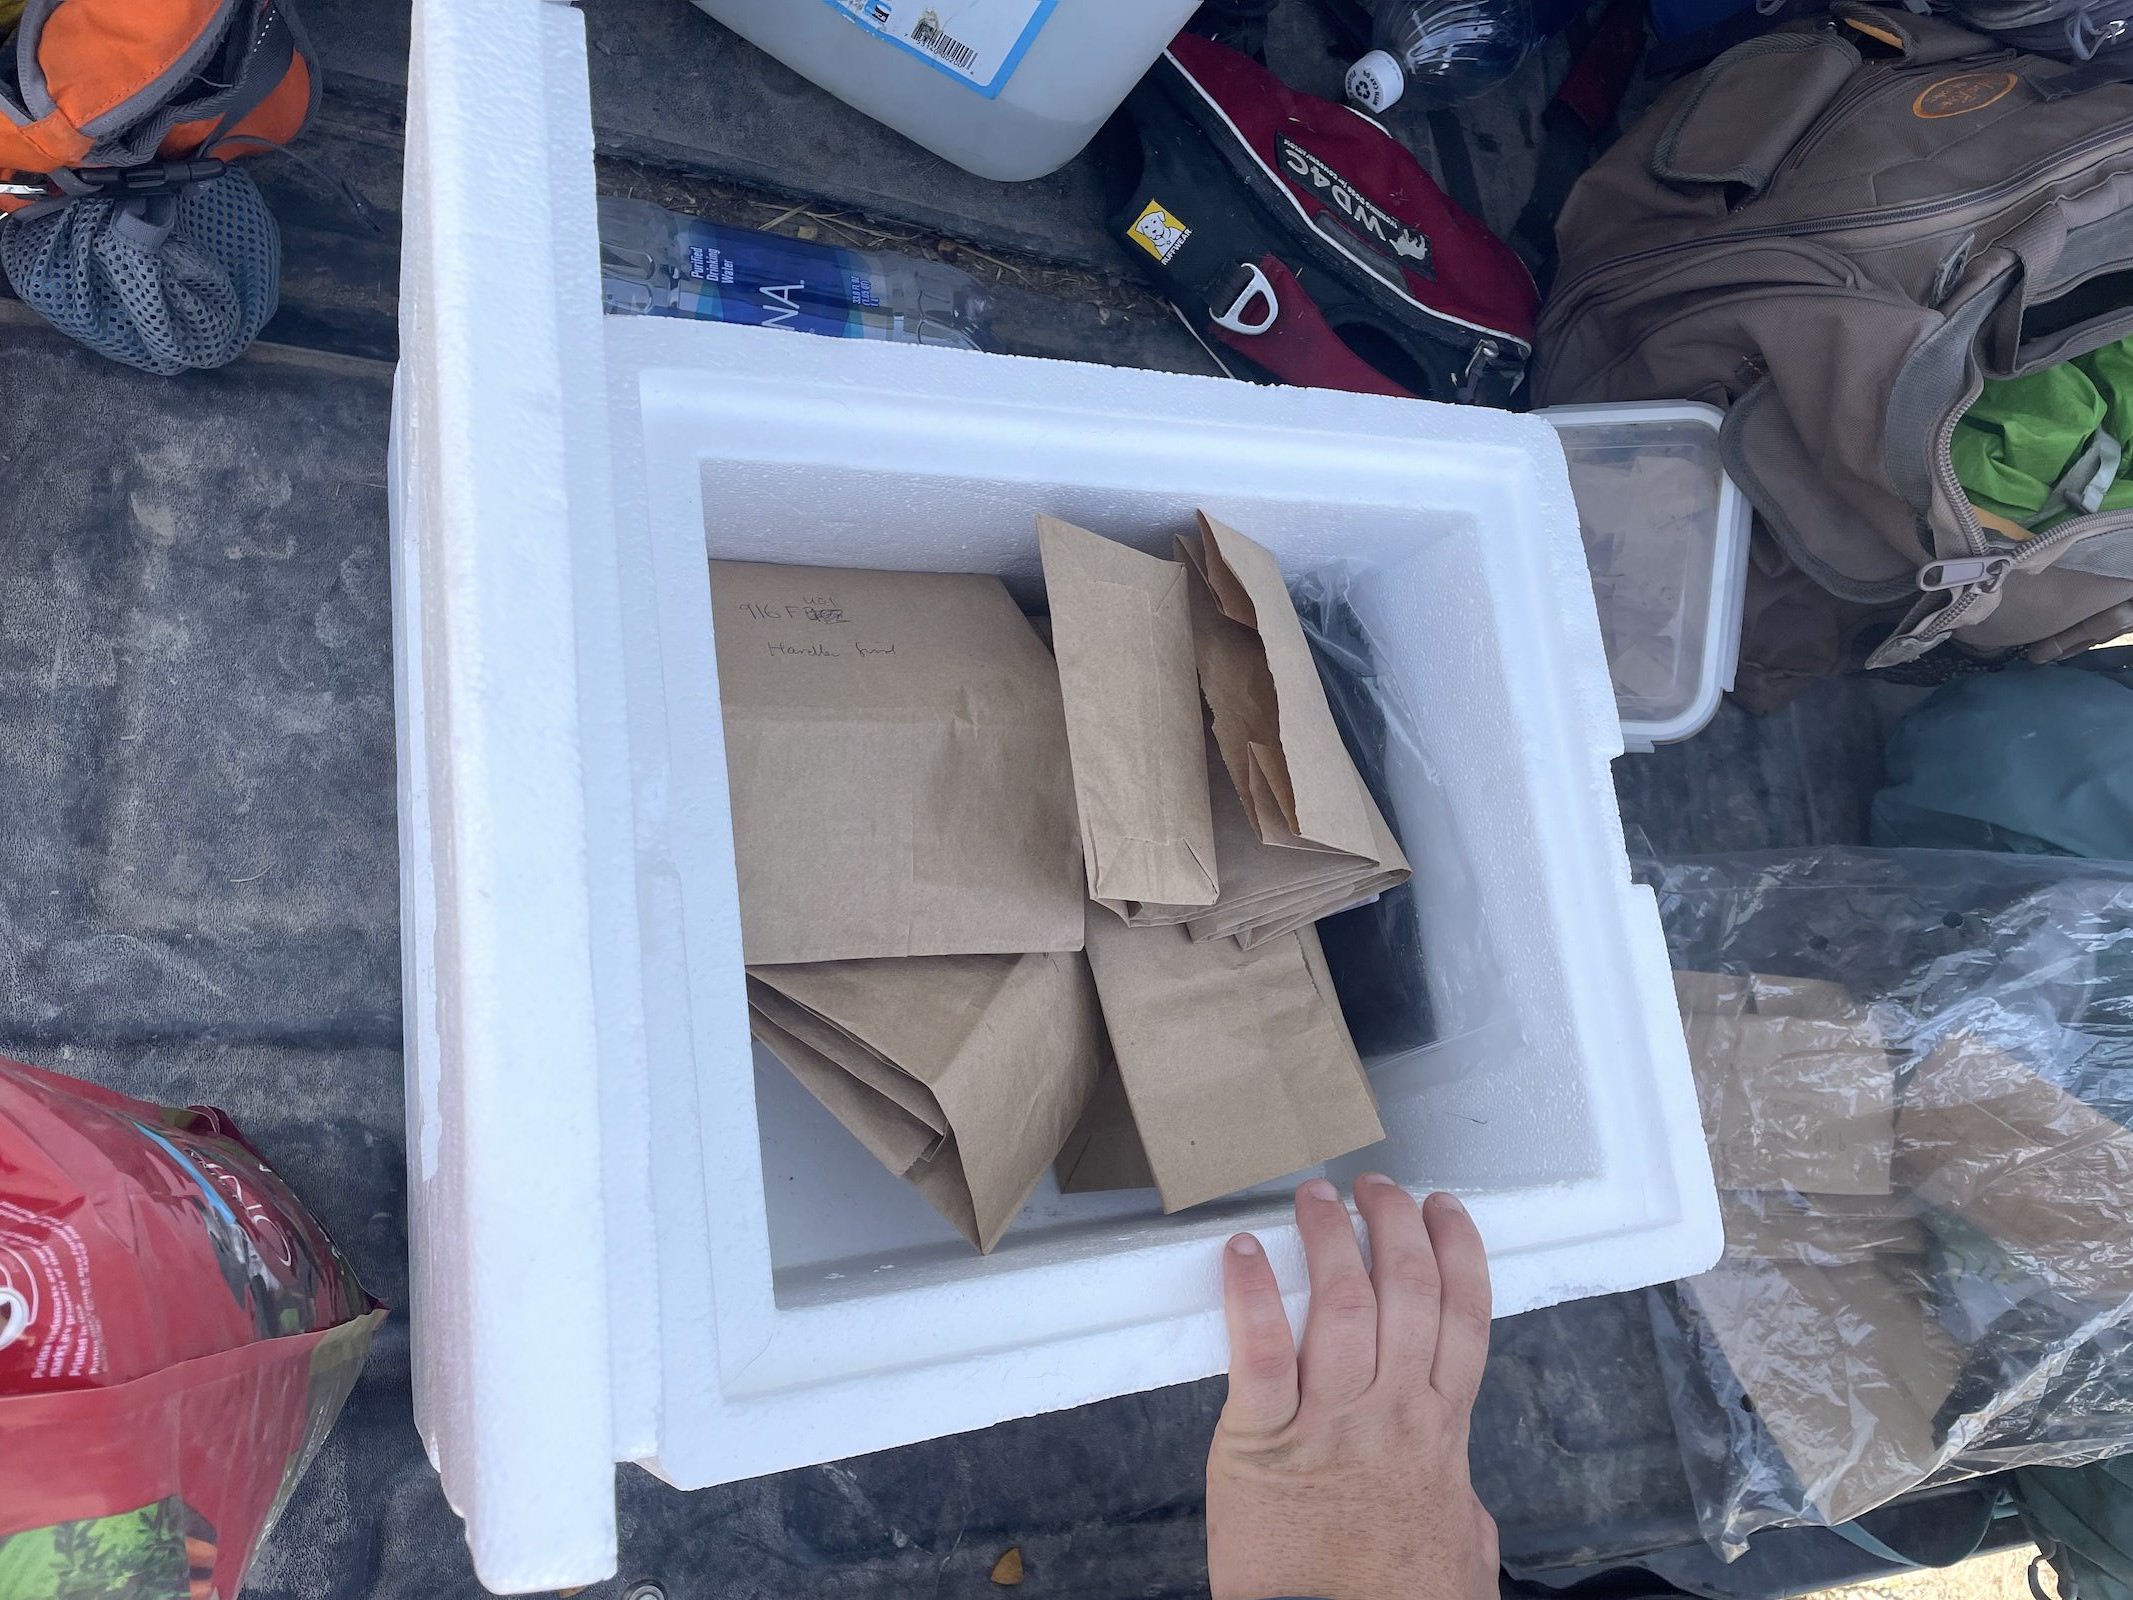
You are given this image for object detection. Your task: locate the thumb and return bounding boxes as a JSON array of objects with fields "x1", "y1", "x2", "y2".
[{"x1": 1218, "y1": 1234, "x2": 1299, "y2": 1438}]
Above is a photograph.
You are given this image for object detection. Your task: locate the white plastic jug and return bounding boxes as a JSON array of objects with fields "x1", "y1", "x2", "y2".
[{"x1": 690, "y1": 0, "x2": 1200, "y2": 181}]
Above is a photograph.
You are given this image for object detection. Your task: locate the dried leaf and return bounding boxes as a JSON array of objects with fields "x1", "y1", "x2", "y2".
[{"x1": 990, "y1": 1546, "x2": 1025, "y2": 1586}]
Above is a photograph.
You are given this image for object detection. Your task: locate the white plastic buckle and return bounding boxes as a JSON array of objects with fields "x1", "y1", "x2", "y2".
[
  {"x1": 1209, "y1": 262, "x2": 1279, "y2": 337},
  {"x1": 1918, "y1": 555, "x2": 2013, "y2": 593}
]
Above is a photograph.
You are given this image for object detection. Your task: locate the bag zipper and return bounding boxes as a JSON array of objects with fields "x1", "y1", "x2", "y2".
[
  {"x1": 1921, "y1": 504, "x2": 2133, "y2": 633},
  {"x1": 1754, "y1": 51, "x2": 1922, "y2": 191},
  {"x1": 1760, "y1": 52, "x2": 2022, "y2": 192},
  {"x1": 1723, "y1": 370, "x2": 2133, "y2": 649},
  {"x1": 1898, "y1": 391, "x2": 2133, "y2": 646},
  {"x1": 1541, "y1": 118, "x2": 2133, "y2": 352},
  {"x1": 1932, "y1": 344, "x2": 2132, "y2": 559}
]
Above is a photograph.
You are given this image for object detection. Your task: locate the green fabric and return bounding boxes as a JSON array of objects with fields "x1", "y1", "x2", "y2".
[{"x1": 1953, "y1": 335, "x2": 2133, "y2": 529}]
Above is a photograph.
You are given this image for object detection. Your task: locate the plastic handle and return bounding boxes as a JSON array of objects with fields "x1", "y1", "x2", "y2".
[{"x1": 1210, "y1": 261, "x2": 1281, "y2": 336}]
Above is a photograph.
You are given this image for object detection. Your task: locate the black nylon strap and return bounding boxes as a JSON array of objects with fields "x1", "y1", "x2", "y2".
[
  {"x1": 195, "y1": 1, "x2": 298, "y2": 158},
  {"x1": 2033, "y1": 48, "x2": 2133, "y2": 99},
  {"x1": 1512, "y1": 99, "x2": 1598, "y2": 291},
  {"x1": 1424, "y1": 109, "x2": 1487, "y2": 224}
]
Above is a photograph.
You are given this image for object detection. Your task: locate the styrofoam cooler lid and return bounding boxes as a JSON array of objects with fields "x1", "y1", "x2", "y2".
[{"x1": 1539, "y1": 402, "x2": 1751, "y2": 750}]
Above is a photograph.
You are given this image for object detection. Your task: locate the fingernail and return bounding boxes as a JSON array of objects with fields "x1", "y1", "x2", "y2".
[
  {"x1": 1356, "y1": 1172, "x2": 1399, "y2": 1188},
  {"x1": 1434, "y1": 1191, "x2": 1467, "y2": 1215},
  {"x1": 1228, "y1": 1234, "x2": 1261, "y2": 1257},
  {"x1": 1300, "y1": 1177, "x2": 1340, "y2": 1203}
]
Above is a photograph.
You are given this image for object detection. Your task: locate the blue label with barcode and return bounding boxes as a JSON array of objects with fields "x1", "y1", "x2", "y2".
[{"x1": 819, "y1": 0, "x2": 1061, "y2": 99}]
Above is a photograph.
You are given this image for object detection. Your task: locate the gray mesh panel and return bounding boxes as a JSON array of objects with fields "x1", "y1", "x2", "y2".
[{"x1": 0, "y1": 169, "x2": 280, "y2": 375}]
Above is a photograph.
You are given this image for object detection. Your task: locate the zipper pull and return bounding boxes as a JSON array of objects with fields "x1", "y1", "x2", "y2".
[
  {"x1": 1917, "y1": 555, "x2": 2012, "y2": 593},
  {"x1": 1454, "y1": 338, "x2": 1499, "y2": 404}
]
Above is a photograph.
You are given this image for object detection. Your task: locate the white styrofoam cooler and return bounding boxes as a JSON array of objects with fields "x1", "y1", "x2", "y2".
[{"x1": 391, "y1": 0, "x2": 1721, "y2": 1591}]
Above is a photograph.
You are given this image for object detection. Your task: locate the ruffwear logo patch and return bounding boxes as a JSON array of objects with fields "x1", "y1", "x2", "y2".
[
  {"x1": 1277, "y1": 136, "x2": 1431, "y2": 273},
  {"x1": 1913, "y1": 70, "x2": 2019, "y2": 118},
  {"x1": 1128, "y1": 199, "x2": 1193, "y2": 265}
]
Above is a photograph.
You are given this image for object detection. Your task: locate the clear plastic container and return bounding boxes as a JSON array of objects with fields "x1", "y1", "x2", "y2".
[
  {"x1": 688, "y1": 0, "x2": 1201, "y2": 182},
  {"x1": 1538, "y1": 402, "x2": 1752, "y2": 750}
]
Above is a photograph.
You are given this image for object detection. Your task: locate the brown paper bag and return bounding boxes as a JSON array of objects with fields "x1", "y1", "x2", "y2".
[
  {"x1": 1181, "y1": 513, "x2": 1386, "y2": 855},
  {"x1": 1718, "y1": 1191, "x2": 1928, "y2": 1266},
  {"x1": 1673, "y1": 971, "x2": 1897, "y2": 1197},
  {"x1": 1746, "y1": 974, "x2": 1883, "y2": 1027},
  {"x1": 746, "y1": 1003, "x2": 944, "y2": 1175},
  {"x1": 1175, "y1": 515, "x2": 1408, "y2": 942},
  {"x1": 747, "y1": 950, "x2": 1108, "y2": 1252},
  {"x1": 1083, "y1": 909, "x2": 1384, "y2": 1212},
  {"x1": 712, "y1": 561, "x2": 1084, "y2": 965},
  {"x1": 1896, "y1": 1034, "x2": 2133, "y2": 1301},
  {"x1": 1054, "y1": 1066, "x2": 1157, "y2": 1194},
  {"x1": 1719, "y1": 1015, "x2": 1895, "y2": 1196},
  {"x1": 1186, "y1": 743, "x2": 1410, "y2": 948},
  {"x1": 1037, "y1": 516, "x2": 1218, "y2": 923},
  {"x1": 749, "y1": 984, "x2": 949, "y2": 1151},
  {"x1": 1682, "y1": 1255, "x2": 1959, "y2": 1526}
]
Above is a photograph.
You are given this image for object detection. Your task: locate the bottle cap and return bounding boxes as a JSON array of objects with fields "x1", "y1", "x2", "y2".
[{"x1": 1346, "y1": 49, "x2": 1405, "y2": 112}]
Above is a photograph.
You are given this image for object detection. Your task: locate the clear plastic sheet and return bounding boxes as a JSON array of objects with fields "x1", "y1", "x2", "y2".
[
  {"x1": 1645, "y1": 850, "x2": 2133, "y2": 1558},
  {"x1": 1293, "y1": 563, "x2": 1513, "y2": 1081}
]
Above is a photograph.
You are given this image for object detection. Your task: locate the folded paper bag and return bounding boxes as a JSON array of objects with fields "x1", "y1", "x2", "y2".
[
  {"x1": 712, "y1": 561, "x2": 1084, "y2": 965},
  {"x1": 1717, "y1": 1014, "x2": 1895, "y2": 1197},
  {"x1": 1718, "y1": 1190, "x2": 1928, "y2": 1266},
  {"x1": 1038, "y1": 515, "x2": 1218, "y2": 924},
  {"x1": 1083, "y1": 909, "x2": 1384, "y2": 1213},
  {"x1": 747, "y1": 949, "x2": 1108, "y2": 1252},
  {"x1": 1673, "y1": 971, "x2": 1897, "y2": 1198},
  {"x1": 1174, "y1": 516, "x2": 1408, "y2": 943},
  {"x1": 1054, "y1": 1065, "x2": 1158, "y2": 1195},
  {"x1": 1681, "y1": 1255, "x2": 1959, "y2": 1527},
  {"x1": 1896, "y1": 1033, "x2": 2133, "y2": 1302},
  {"x1": 1186, "y1": 736, "x2": 1409, "y2": 948},
  {"x1": 1181, "y1": 512, "x2": 1386, "y2": 860},
  {"x1": 747, "y1": 984, "x2": 948, "y2": 1173}
]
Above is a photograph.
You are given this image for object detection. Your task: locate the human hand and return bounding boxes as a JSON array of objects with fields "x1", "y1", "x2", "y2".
[{"x1": 1205, "y1": 1175, "x2": 1497, "y2": 1600}]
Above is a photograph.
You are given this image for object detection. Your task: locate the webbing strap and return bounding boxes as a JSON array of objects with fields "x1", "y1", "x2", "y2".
[
  {"x1": 2034, "y1": 50, "x2": 2133, "y2": 100},
  {"x1": 1831, "y1": 1490, "x2": 2005, "y2": 1572},
  {"x1": 2051, "y1": 528, "x2": 2133, "y2": 579},
  {"x1": 195, "y1": 1, "x2": 296, "y2": 159}
]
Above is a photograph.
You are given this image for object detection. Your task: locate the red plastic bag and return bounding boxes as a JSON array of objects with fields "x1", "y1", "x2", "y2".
[{"x1": 0, "y1": 1056, "x2": 383, "y2": 1599}]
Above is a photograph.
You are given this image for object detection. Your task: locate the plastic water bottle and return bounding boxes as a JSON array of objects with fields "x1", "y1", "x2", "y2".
[
  {"x1": 597, "y1": 197, "x2": 993, "y2": 350},
  {"x1": 1345, "y1": 0, "x2": 1536, "y2": 112}
]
